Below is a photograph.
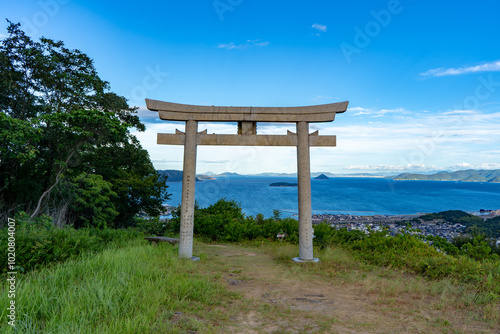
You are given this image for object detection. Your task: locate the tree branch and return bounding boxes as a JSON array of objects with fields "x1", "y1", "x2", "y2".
[{"x1": 30, "y1": 140, "x2": 85, "y2": 218}]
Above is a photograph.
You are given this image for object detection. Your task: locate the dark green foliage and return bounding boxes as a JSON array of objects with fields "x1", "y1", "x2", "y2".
[
  {"x1": 0, "y1": 21, "x2": 169, "y2": 226},
  {"x1": 452, "y1": 235, "x2": 500, "y2": 258},
  {"x1": 424, "y1": 235, "x2": 460, "y2": 256},
  {"x1": 419, "y1": 210, "x2": 483, "y2": 225},
  {"x1": 135, "y1": 216, "x2": 169, "y2": 236},
  {"x1": 0, "y1": 212, "x2": 142, "y2": 274},
  {"x1": 472, "y1": 216, "x2": 500, "y2": 238},
  {"x1": 67, "y1": 173, "x2": 119, "y2": 229},
  {"x1": 167, "y1": 199, "x2": 299, "y2": 242},
  {"x1": 314, "y1": 224, "x2": 500, "y2": 294}
]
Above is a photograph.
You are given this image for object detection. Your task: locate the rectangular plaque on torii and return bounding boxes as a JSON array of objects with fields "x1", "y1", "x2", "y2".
[{"x1": 146, "y1": 98, "x2": 348, "y2": 262}]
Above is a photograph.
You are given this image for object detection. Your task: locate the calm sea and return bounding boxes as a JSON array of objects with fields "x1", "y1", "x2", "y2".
[{"x1": 164, "y1": 177, "x2": 500, "y2": 218}]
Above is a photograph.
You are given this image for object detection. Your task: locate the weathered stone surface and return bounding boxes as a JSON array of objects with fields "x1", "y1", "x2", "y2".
[
  {"x1": 157, "y1": 133, "x2": 336, "y2": 147},
  {"x1": 238, "y1": 121, "x2": 257, "y2": 135},
  {"x1": 178, "y1": 120, "x2": 197, "y2": 259},
  {"x1": 297, "y1": 122, "x2": 315, "y2": 261},
  {"x1": 146, "y1": 99, "x2": 348, "y2": 123}
]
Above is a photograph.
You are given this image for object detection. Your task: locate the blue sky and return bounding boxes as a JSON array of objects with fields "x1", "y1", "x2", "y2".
[{"x1": 2, "y1": 0, "x2": 500, "y2": 174}]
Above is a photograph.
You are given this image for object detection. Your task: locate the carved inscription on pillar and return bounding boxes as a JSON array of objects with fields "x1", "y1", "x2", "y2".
[{"x1": 178, "y1": 120, "x2": 198, "y2": 259}]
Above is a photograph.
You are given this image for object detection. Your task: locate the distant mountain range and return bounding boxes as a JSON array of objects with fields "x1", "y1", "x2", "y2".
[
  {"x1": 160, "y1": 170, "x2": 390, "y2": 180},
  {"x1": 390, "y1": 169, "x2": 500, "y2": 183},
  {"x1": 203, "y1": 171, "x2": 385, "y2": 178}
]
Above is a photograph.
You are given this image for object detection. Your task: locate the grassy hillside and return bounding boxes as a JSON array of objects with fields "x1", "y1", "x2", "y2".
[
  {"x1": 1, "y1": 202, "x2": 499, "y2": 332},
  {"x1": 1, "y1": 239, "x2": 498, "y2": 333},
  {"x1": 0, "y1": 240, "x2": 235, "y2": 333}
]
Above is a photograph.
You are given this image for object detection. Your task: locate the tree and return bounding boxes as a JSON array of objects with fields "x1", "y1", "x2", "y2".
[{"x1": 0, "y1": 21, "x2": 169, "y2": 227}]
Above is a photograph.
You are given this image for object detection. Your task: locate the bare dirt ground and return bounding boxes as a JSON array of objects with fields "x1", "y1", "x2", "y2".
[{"x1": 197, "y1": 243, "x2": 499, "y2": 334}]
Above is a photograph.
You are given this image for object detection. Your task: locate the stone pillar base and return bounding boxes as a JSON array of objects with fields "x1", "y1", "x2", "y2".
[{"x1": 292, "y1": 257, "x2": 320, "y2": 263}]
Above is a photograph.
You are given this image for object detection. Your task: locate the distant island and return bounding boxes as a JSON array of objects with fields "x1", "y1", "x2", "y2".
[
  {"x1": 390, "y1": 169, "x2": 500, "y2": 183},
  {"x1": 197, "y1": 174, "x2": 216, "y2": 180},
  {"x1": 270, "y1": 182, "x2": 298, "y2": 187},
  {"x1": 314, "y1": 174, "x2": 330, "y2": 180},
  {"x1": 158, "y1": 170, "x2": 202, "y2": 182}
]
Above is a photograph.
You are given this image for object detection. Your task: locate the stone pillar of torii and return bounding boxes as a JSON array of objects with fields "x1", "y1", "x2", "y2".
[{"x1": 146, "y1": 99, "x2": 348, "y2": 262}]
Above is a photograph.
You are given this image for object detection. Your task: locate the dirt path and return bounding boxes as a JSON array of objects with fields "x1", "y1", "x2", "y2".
[{"x1": 197, "y1": 243, "x2": 499, "y2": 334}]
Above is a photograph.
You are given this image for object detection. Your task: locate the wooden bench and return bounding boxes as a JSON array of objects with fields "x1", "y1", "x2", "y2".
[{"x1": 144, "y1": 237, "x2": 179, "y2": 246}]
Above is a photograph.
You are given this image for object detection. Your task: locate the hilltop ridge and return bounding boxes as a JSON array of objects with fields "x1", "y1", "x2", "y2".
[{"x1": 391, "y1": 169, "x2": 500, "y2": 183}]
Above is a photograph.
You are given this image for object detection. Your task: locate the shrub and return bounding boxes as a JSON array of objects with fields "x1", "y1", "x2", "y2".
[
  {"x1": 0, "y1": 212, "x2": 142, "y2": 274},
  {"x1": 167, "y1": 199, "x2": 299, "y2": 243},
  {"x1": 135, "y1": 216, "x2": 169, "y2": 236}
]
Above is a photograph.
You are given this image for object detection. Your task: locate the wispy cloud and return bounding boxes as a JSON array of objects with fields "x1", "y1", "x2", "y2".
[
  {"x1": 312, "y1": 23, "x2": 327, "y2": 32},
  {"x1": 313, "y1": 95, "x2": 333, "y2": 102},
  {"x1": 350, "y1": 107, "x2": 408, "y2": 117},
  {"x1": 344, "y1": 164, "x2": 437, "y2": 172},
  {"x1": 420, "y1": 60, "x2": 500, "y2": 77},
  {"x1": 344, "y1": 162, "x2": 500, "y2": 173},
  {"x1": 134, "y1": 104, "x2": 500, "y2": 174},
  {"x1": 218, "y1": 39, "x2": 270, "y2": 50},
  {"x1": 0, "y1": 33, "x2": 8, "y2": 39}
]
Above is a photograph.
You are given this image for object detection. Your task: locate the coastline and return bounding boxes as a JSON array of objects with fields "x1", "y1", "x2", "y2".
[{"x1": 163, "y1": 177, "x2": 500, "y2": 218}]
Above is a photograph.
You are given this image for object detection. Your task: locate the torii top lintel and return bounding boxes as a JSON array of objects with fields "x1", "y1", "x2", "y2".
[{"x1": 146, "y1": 99, "x2": 349, "y2": 123}]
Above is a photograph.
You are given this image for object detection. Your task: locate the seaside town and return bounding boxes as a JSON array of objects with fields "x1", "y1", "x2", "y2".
[{"x1": 311, "y1": 209, "x2": 500, "y2": 243}]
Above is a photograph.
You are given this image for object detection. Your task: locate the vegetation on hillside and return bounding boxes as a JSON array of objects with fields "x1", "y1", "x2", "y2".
[
  {"x1": 0, "y1": 241, "x2": 235, "y2": 333},
  {"x1": 1, "y1": 199, "x2": 499, "y2": 331},
  {"x1": 0, "y1": 212, "x2": 142, "y2": 274},
  {"x1": 137, "y1": 199, "x2": 500, "y2": 296},
  {"x1": 0, "y1": 21, "x2": 169, "y2": 229},
  {"x1": 418, "y1": 210, "x2": 500, "y2": 238},
  {"x1": 392, "y1": 169, "x2": 500, "y2": 182}
]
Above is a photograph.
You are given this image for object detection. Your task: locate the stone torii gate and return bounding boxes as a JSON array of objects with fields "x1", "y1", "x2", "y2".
[{"x1": 146, "y1": 98, "x2": 348, "y2": 262}]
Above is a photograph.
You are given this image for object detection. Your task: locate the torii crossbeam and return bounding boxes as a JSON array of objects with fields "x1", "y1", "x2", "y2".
[{"x1": 147, "y1": 98, "x2": 348, "y2": 262}]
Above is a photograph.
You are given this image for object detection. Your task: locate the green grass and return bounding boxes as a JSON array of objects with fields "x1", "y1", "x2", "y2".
[
  {"x1": 1, "y1": 238, "x2": 499, "y2": 333},
  {"x1": 0, "y1": 240, "x2": 235, "y2": 334}
]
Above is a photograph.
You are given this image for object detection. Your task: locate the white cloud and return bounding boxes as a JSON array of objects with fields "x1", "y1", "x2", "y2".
[
  {"x1": 344, "y1": 164, "x2": 436, "y2": 172},
  {"x1": 446, "y1": 162, "x2": 500, "y2": 170},
  {"x1": 441, "y1": 110, "x2": 477, "y2": 116},
  {"x1": 0, "y1": 33, "x2": 8, "y2": 39},
  {"x1": 135, "y1": 106, "x2": 161, "y2": 120},
  {"x1": 313, "y1": 95, "x2": 333, "y2": 102},
  {"x1": 217, "y1": 42, "x2": 243, "y2": 50},
  {"x1": 218, "y1": 39, "x2": 270, "y2": 50},
  {"x1": 420, "y1": 60, "x2": 500, "y2": 77},
  {"x1": 350, "y1": 107, "x2": 408, "y2": 117},
  {"x1": 312, "y1": 23, "x2": 327, "y2": 32},
  {"x1": 133, "y1": 104, "x2": 500, "y2": 174},
  {"x1": 248, "y1": 39, "x2": 270, "y2": 47}
]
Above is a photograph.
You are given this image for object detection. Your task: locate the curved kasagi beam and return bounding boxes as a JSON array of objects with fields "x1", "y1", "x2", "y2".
[{"x1": 146, "y1": 99, "x2": 349, "y2": 123}]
